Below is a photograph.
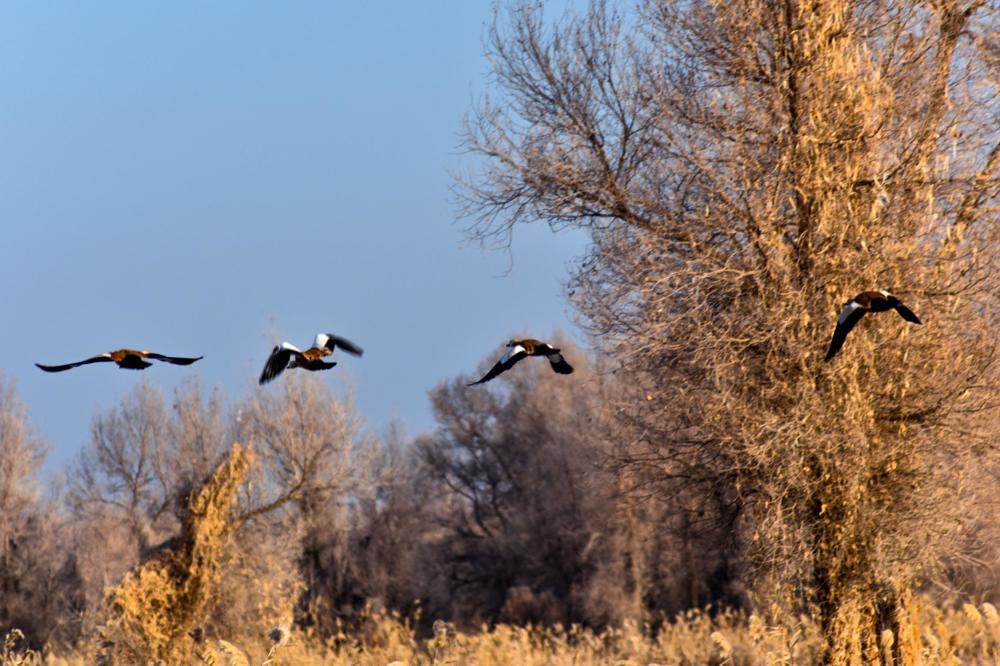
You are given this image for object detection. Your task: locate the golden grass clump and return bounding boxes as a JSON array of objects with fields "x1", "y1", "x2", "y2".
[
  {"x1": 1, "y1": 629, "x2": 36, "y2": 666},
  {"x1": 96, "y1": 443, "x2": 255, "y2": 664},
  {"x1": 279, "y1": 604, "x2": 1000, "y2": 665},
  {"x1": 26, "y1": 598, "x2": 1000, "y2": 665}
]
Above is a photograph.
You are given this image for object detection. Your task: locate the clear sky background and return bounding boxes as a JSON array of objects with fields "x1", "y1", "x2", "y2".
[{"x1": 0, "y1": 2, "x2": 589, "y2": 473}]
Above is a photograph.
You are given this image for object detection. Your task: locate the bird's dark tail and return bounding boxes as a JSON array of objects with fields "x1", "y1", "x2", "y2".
[{"x1": 301, "y1": 360, "x2": 337, "y2": 371}]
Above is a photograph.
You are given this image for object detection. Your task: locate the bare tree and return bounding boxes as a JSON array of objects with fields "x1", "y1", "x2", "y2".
[
  {"x1": 0, "y1": 374, "x2": 46, "y2": 560},
  {"x1": 0, "y1": 374, "x2": 46, "y2": 639},
  {"x1": 167, "y1": 378, "x2": 228, "y2": 491},
  {"x1": 462, "y1": 1, "x2": 1000, "y2": 661},
  {"x1": 419, "y1": 338, "x2": 625, "y2": 625},
  {"x1": 292, "y1": 424, "x2": 447, "y2": 633},
  {"x1": 0, "y1": 375, "x2": 83, "y2": 648},
  {"x1": 234, "y1": 374, "x2": 370, "y2": 631},
  {"x1": 69, "y1": 380, "x2": 172, "y2": 552},
  {"x1": 233, "y1": 374, "x2": 362, "y2": 520}
]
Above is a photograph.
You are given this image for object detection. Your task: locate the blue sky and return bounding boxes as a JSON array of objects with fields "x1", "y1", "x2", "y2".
[{"x1": 0, "y1": 2, "x2": 589, "y2": 472}]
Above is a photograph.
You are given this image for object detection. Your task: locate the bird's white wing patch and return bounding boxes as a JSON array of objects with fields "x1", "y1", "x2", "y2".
[
  {"x1": 279, "y1": 342, "x2": 302, "y2": 353},
  {"x1": 879, "y1": 289, "x2": 891, "y2": 298},
  {"x1": 500, "y1": 345, "x2": 526, "y2": 363},
  {"x1": 312, "y1": 333, "x2": 329, "y2": 349},
  {"x1": 838, "y1": 301, "x2": 862, "y2": 324}
]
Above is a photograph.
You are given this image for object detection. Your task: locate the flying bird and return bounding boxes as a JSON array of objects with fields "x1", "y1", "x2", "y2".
[
  {"x1": 468, "y1": 338, "x2": 574, "y2": 386},
  {"x1": 36, "y1": 349, "x2": 203, "y2": 372},
  {"x1": 824, "y1": 290, "x2": 922, "y2": 361},
  {"x1": 259, "y1": 333, "x2": 363, "y2": 385}
]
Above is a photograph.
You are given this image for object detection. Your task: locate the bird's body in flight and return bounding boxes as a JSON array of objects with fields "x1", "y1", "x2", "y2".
[
  {"x1": 825, "y1": 290, "x2": 922, "y2": 361},
  {"x1": 259, "y1": 333, "x2": 363, "y2": 385},
  {"x1": 468, "y1": 337, "x2": 574, "y2": 385},
  {"x1": 36, "y1": 349, "x2": 203, "y2": 372}
]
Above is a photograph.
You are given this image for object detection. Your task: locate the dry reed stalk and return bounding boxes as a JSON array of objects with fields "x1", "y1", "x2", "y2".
[{"x1": 97, "y1": 443, "x2": 255, "y2": 663}]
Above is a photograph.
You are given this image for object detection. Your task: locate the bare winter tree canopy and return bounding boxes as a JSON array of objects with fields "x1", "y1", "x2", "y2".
[
  {"x1": 461, "y1": 0, "x2": 1000, "y2": 661},
  {"x1": 0, "y1": 375, "x2": 48, "y2": 630},
  {"x1": 0, "y1": 375, "x2": 46, "y2": 534},
  {"x1": 234, "y1": 374, "x2": 364, "y2": 520},
  {"x1": 69, "y1": 380, "x2": 226, "y2": 552}
]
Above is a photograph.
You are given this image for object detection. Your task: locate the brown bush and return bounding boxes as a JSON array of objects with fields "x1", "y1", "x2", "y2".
[{"x1": 98, "y1": 443, "x2": 254, "y2": 664}]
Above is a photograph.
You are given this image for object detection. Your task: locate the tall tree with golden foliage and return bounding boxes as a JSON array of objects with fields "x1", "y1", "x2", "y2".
[{"x1": 461, "y1": 1, "x2": 1000, "y2": 662}]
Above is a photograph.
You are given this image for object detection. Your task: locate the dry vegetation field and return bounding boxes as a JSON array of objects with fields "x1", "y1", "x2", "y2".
[
  {"x1": 8, "y1": 602, "x2": 1000, "y2": 664},
  {"x1": 3, "y1": 433, "x2": 1000, "y2": 665}
]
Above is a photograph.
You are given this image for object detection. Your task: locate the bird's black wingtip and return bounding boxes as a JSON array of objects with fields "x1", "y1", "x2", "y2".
[
  {"x1": 549, "y1": 355, "x2": 574, "y2": 375},
  {"x1": 894, "y1": 303, "x2": 922, "y2": 325}
]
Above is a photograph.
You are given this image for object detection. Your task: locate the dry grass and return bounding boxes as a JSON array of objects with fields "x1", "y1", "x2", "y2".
[
  {"x1": 96, "y1": 443, "x2": 256, "y2": 664},
  {"x1": 11, "y1": 600, "x2": 1000, "y2": 665}
]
